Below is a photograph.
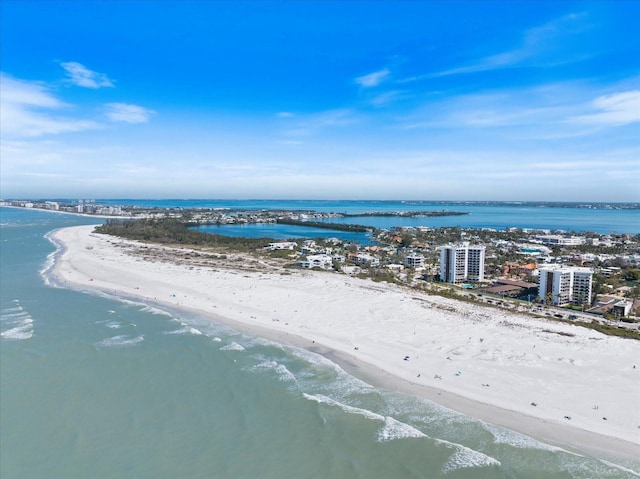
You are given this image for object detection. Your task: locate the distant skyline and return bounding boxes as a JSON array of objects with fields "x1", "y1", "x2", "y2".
[{"x1": 1, "y1": 1, "x2": 639, "y2": 201}]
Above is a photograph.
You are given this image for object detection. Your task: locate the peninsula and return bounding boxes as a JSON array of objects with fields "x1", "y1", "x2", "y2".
[{"x1": 50, "y1": 224, "x2": 640, "y2": 462}]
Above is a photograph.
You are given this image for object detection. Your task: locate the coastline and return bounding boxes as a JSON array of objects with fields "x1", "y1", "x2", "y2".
[{"x1": 49, "y1": 224, "x2": 640, "y2": 464}]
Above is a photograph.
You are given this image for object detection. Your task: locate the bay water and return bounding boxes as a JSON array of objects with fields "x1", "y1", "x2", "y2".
[
  {"x1": 97, "y1": 199, "x2": 640, "y2": 235},
  {"x1": 1, "y1": 205, "x2": 639, "y2": 478}
]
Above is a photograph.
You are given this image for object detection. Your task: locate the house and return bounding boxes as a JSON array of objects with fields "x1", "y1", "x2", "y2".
[
  {"x1": 331, "y1": 253, "x2": 345, "y2": 263},
  {"x1": 351, "y1": 253, "x2": 380, "y2": 267},
  {"x1": 301, "y1": 240, "x2": 317, "y2": 254},
  {"x1": 404, "y1": 253, "x2": 425, "y2": 268},
  {"x1": 612, "y1": 300, "x2": 633, "y2": 318},
  {"x1": 519, "y1": 263, "x2": 539, "y2": 277},
  {"x1": 267, "y1": 241, "x2": 297, "y2": 251},
  {"x1": 300, "y1": 254, "x2": 333, "y2": 270}
]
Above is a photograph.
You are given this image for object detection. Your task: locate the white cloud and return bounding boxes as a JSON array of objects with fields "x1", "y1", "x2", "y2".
[
  {"x1": 571, "y1": 90, "x2": 640, "y2": 126},
  {"x1": 0, "y1": 74, "x2": 66, "y2": 108},
  {"x1": 0, "y1": 73, "x2": 153, "y2": 139},
  {"x1": 276, "y1": 111, "x2": 294, "y2": 118},
  {"x1": 1, "y1": 102, "x2": 100, "y2": 137},
  {"x1": 396, "y1": 82, "x2": 640, "y2": 143},
  {"x1": 60, "y1": 62, "x2": 114, "y2": 89},
  {"x1": 0, "y1": 74, "x2": 100, "y2": 137},
  {"x1": 105, "y1": 103, "x2": 155, "y2": 123},
  {"x1": 354, "y1": 68, "x2": 390, "y2": 87}
]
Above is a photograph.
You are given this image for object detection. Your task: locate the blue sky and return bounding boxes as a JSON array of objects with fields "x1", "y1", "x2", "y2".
[{"x1": 1, "y1": 1, "x2": 638, "y2": 201}]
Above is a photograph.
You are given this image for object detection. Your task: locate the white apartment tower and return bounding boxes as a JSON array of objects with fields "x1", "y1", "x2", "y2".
[
  {"x1": 538, "y1": 265, "x2": 593, "y2": 306},
  {"x1": 439, "y1": 242, "x2": 486, "y2": 283}
]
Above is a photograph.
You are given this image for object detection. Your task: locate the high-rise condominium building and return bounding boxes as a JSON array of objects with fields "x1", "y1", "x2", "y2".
[
  {"x1": 439, "y1": 242, "x2": 486, "y2": 283},
  {"x1": 538, "y1": 265, "x2": 593, "y2": 306}
]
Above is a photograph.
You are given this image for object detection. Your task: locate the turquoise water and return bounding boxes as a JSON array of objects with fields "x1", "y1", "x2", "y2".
[
  {"x1": 2, "y1": 206, "x2": 639, "y2": 478},
  {"x1": 94, "y1": 199, "x2": 640, "y2": 234},
  {"x1": 195, "y1": 222, "x2": 375, "y2": 244}
]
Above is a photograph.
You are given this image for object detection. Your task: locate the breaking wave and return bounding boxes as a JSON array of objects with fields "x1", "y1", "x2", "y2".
[
  {"x1": 96, "y1": 334, "x2": 144, "y2": 348},
  {"x1": 221, "y1": 341, "x2": 245, "y2": 352},
  {"x1": 250, "y1": 360, "x2": 297, "y2": 383},
  {"x1": 440, "y1": 442, "x2": 501, "y2": 473},
  {"x1": 0, "y1": 301, "x2": 34, "y2": 341}
]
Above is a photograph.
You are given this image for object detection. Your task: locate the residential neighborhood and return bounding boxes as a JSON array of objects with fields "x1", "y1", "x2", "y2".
[
  {"x1": 5, "y1": 199, "x2": 640, "y2": 322},
  {"x1": 285, "y1": 226, "x2": 640, "y2": 323}
]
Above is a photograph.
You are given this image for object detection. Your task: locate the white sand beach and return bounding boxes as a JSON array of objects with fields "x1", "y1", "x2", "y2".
[{"x1": 51, "y1": 225, "x2": 640, "y2": 461}]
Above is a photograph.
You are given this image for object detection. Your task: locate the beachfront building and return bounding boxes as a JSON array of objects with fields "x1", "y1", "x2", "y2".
[
  {"x1": 533, "y1": 235, "x2": 586, "y2": 247},
  {"x1": 612, "y1": 299, "x2": 633, "y2": 318},
  {"x1": 439, "y1": 242, "x2": 486, "y2": 283},
  {"x1": 300, "y1": 254, "x2": 333, "y2": 270},
  {"x1": 331, "y1": 253, "x2": 345, "y2": 263},
  {"x1": 403, "y1": 253, "x2": 425, "y2": 269},
  {"x1": 267, "y1": 241, "x2": 297, "y2": 251},
  {"x1": 538, "y1": 265, "x2": 593, "y2": 306},
  {"x1": 351, "y1": 253, "x2": 380, "y2": 267}
]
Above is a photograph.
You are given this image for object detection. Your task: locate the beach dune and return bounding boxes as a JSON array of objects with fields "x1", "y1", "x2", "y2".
[{"x1": 51, "y1": 225, "x2": 640, "y2": 461}]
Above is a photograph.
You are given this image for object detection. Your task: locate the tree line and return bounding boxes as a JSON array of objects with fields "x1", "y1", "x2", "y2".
[{"x1": 95, "y1": 219, "x2": 273, "y2": 252}]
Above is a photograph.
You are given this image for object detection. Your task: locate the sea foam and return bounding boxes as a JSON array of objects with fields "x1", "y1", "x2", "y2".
[
  {"x1": 164, "y1": 320, "x2": 203, "y2": 336},
  {"x1": 40, "y1": 230, "x2": 64, "y2": 287},
  {"x1": 303, "y1": 393, "x2": 428, "y2": 442},
  {"x1": 139, "y1": 305, "x2": 173, "y2": 317},
  {"x1": 221, "y1": 341, "x2": 245, "y2": 352},
  {"x1": 96, "y1": 334, "x2": 144, "y2": 348},
  {"x1": 597, "y1": 459, "x2": 640, "y2": 477},
  {"x1": 484, "y1": 423, "x2": 569, "y2": 453},
  {"x1": 441, "y1": 444, "x2": 501, "y2": 473},
  {"x1": 251, "y1": 360, "x2": 297, "y2": 383},
  {"x1": 377, "y1": 416, "x2": 427, "y2": 441},
  {"x1": 0, "y1": 302, "x2": 34, "y2": 341}
]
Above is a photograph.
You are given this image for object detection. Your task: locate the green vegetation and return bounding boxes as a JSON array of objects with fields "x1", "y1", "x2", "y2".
[
  {"x1": 625, "y1": 269, "x2": 640, "y2": 281},
  {"x1": 96, "y1": 218, "x2": 275, "y2": 252},
  {"x1": 342, "y1": 211, "x2": 468, "y2": 218},
  {"x1": 276, "y1": 218, "x2": 371, "y2": 233},
  {"x1": 567, "y1": 319, "x2": 640, "y2": 340},
  {"x1": 366, "y1": 269, "x2": 400, "y2": 284}
]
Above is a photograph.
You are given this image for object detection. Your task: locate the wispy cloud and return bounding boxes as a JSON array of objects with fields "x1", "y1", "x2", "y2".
[
  {"x1": 354, "y1": 68, "x2": 390, "y2": 87},
  {"x1": 1, "y1": 73, "x2": 154, "y2": 138},
  {"x1": 369, "y1": 90, "x2": 405, "y2": 107},
  {"x1": 60, "y1": 62, "x2": 115, "y2": 89},
  {"x1": 397, "y1": 81, "x2": 640, "y2": 141},
  {"x1": 0, "y1": 74, "x2": 100, "y2": 137},
  {"x1": 279, "y1": 108, "x2": 355, "y2": 139},
  {"x1": 105, "y1": 103, "x2": 155, "y2": 123},
  {"x1": 0, "y1": 74, "x2": 66, "y2": 108},
  {"x1": 570, "y1": 90, "x2": 640, "y2": 126},
  {"x1": 425, "y1": 13, "x2": 590, "y2": 78}
]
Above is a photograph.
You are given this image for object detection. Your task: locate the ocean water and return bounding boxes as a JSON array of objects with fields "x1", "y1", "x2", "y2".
[{"x1": 1, "y1": 206, "x2": 639, "y2": 478}]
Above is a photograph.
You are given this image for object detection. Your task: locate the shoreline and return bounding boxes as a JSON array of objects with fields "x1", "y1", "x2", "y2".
[{"x1": 49, "y1": 225, "x2": 640, "y2": 464}]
